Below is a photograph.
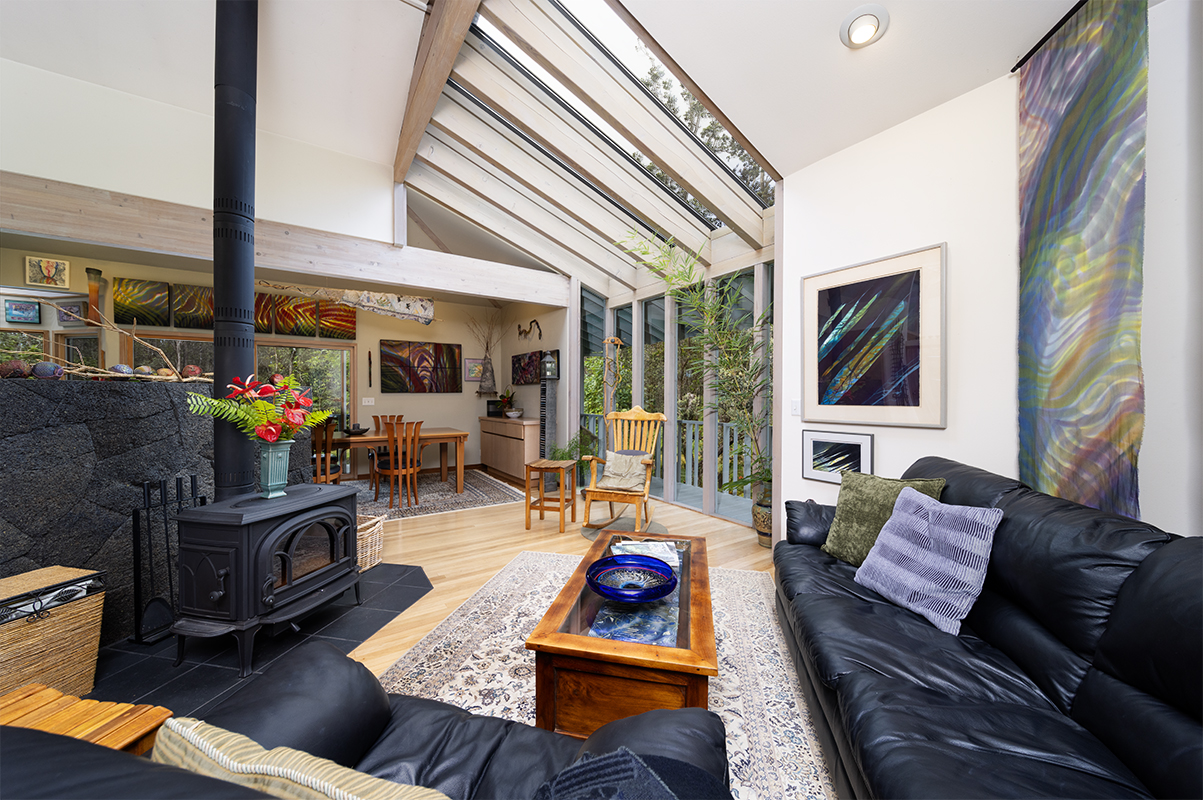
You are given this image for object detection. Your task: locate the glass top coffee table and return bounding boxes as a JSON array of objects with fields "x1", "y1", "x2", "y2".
[{"x1": 524, "y1": 531, "x2": 717, "y2": 739}]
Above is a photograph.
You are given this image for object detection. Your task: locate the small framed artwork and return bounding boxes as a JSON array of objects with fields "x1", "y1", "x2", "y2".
[
  {"x1": 54, "y1": 297, "x2": 89, "y2": 326},
  {"x1": 803, "y1": 243, "x2": 946, "y2": 428},
  {"x1": 25, "y1": 257, "x2": 70, "y2": 289},
  {"x1": 803, "y1": 430, "x2": 874, "y2": 484},
  {"x1": 4, "y1": 299, "x2": 42, "y2": 325},
  {"x1": 464, "y1": 358, "x2": 485, "y2": 382}
]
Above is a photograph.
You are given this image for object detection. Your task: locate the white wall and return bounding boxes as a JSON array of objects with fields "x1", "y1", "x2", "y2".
[
  {"x1": 777, "y1": 3, "x2": 1201, "y2": 537},
  {"x1": 1141, "y1": 0, "x2": 1202, "y2": 536},
  {"x1": 779, "y1": 76, "x2": 1021, "y2": 509},
  {"x1": 0, "y1": 59, "x2": 394, "y2": 242}
]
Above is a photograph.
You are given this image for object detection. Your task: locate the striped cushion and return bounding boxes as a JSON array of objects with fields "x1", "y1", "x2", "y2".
[
  {"x1": 153, "y1": 718, "x2": 449, "y2": 800},
  {"x1": 854, "y1": 488, "x2": 1003, "y2": 635}
]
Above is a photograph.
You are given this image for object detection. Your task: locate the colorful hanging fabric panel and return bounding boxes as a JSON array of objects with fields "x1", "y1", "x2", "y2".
[{"x1": 1017, "y1": 0, "x2": 1147, "y2": 519}]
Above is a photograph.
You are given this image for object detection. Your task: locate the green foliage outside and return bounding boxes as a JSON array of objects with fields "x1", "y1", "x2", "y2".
[
  {"x1": 622, "y1": 231, "x2": 773, "y2": 496},
  {"x1": 633, "y1": 44, "x2": 774, "y2": 227},
  {"x1": 0, "y1": 330, "x2": 46, "y2": 361},
  {"x1": 257, "y1": 346, "x2": 350, "y2": 427}
]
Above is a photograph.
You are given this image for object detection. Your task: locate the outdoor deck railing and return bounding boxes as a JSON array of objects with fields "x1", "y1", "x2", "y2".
[{"x1": 581, "y1": 412, "x2": 764, "y2": 501}]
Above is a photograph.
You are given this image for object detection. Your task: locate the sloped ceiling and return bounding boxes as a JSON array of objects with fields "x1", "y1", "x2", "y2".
[{"x1": 1, "y1": 0, "x2": 1087, "y2": 290}]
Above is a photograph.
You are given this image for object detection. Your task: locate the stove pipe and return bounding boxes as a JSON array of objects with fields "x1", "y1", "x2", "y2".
[{"x1": 212, "y1": 0, "x2": 258, "y2": 500}]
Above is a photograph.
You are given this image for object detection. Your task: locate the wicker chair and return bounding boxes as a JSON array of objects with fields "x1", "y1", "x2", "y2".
[{"x1": 581, "y1": 406, "x2": 666, "y2": 531}]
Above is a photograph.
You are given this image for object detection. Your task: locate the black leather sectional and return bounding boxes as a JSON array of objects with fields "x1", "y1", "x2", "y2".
[{"x1": 775, "y1": 456, "x2": 1201, "y2": 799}]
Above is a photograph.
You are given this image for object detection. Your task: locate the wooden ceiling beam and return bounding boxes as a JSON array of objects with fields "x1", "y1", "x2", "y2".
[
  {"x1": 405, "y1": 161, "x2": 615, "y2": 296},
  {"x1": 453, "y1": 34, "x2": 712, "y2": 264},
  {"x1": 0, "y1": 171, "x2": 567, "y2": 306},
  {"x1": 430, "y1": 91, "x2": 660, "y2": 270},
  {"x1": 480, "y1": 0, "x2": 765, "y2": 249},
  {"x1": 393, "y1": 0, "x2": 481, "y2": 183},
  {"x1": 416, "y1": 128, "x2": 638, "y2": 288}
]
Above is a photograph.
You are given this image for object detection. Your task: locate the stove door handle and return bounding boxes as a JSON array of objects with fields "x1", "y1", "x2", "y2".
[{"x1": 209, "y1": 568, "x2": 229, "y2": 603}]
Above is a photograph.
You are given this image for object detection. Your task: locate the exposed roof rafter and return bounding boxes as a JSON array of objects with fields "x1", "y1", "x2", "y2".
[
  {"x1": 393, "y1": 0, "x2": 482, "y2": 183},
  {"x1": 479, "y1": 0, "x2": 765, "y2": 248}
]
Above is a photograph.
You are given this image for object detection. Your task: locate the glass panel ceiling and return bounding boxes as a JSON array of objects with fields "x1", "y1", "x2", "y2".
[
  {"x1": 473, "y1": 14, "x2": 721, "y2": 229},
  {"x1": 556, "y1": 0, "x2": 775, "y2": 210}
]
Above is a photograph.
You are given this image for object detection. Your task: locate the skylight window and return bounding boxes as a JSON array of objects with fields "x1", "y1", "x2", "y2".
[
  {"x1": 557, "y1": 0, "x2": 775, "y2": 210},
  {"x1": 473, "y1": 14, "x2": 722, "y2": 229}
]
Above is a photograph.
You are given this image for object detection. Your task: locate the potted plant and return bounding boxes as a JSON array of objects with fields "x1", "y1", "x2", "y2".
[
  {"x1": 186, "y1": 374, "x2": 332, "y2": 498},
  {"x1": 498, "y1": 385, "x2": 521, "y2": 418},
  {"x1": 622, "y1": 231, "x2": 774, "y2": 546}
]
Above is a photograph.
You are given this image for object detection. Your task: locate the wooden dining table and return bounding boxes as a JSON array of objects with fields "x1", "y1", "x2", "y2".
[{"x1": 333, "y1": 427, "x2": 469, "y2": 493}]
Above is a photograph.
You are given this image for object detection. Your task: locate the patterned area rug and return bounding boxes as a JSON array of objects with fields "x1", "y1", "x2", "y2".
[
  {"x1": 347, "y1": 471, "x2": 524, "y2": 520},
  {"x1": 379, "y1": 551, "x2": 834, "y2": 800}
]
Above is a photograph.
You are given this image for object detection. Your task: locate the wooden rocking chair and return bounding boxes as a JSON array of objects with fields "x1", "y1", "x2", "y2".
[{"x1": 581, "y1": 406, "x2": 666, "y2": 531}]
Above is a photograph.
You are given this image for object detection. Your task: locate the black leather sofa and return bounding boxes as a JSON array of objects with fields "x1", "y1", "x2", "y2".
[
  {"x1": 2, "y1": 641, "x2": 731, "y2": 799},
  {"x1": 776, "y1": 456, "x2": 1201, "y2": 800}
]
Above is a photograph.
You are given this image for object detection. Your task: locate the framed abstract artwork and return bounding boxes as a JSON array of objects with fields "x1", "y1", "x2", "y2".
[
  {"x1": 54, "y1": 297, "x2": 88, "y2": 326},
  {"x1": 113, "y1": 278, "x2": 170, "y2": 327},
  {"x1": 803, "y1": 430, "x2": 874, "y2": 484},
  {"x1": 317, "y1": 300, "x2": 356, "y2": 340},
  {"x1": 275, "y1": 297, "x2": 318, "y2": 337},
  {"x1": 464, "y1": 358, "x2": 485, "y2": 382},
  {"x1": 512, "y1": 351, "x2": 541, "y2": 385},
  {"x1": 379, "y1": 340, "x2": 463, "y2": 393},
  {"x1": 254, "y1": 293, "x2": 275, "y2": 334},
  {"x1": 172, "y1": 285, "x2": 214, "y2": 329},
  {"x1": 4, "y1": 299, "x2": 41, "y2": 325},
  {"x1": 25, "y1": 257, "x2": 69, "y2": 289},
  {"x1": 803, "y1": 244, "x2": 946, "y2": 427}
]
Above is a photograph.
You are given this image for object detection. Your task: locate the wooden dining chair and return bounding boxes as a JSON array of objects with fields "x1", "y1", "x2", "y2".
[
  {"x1": 368, "y1": 414, "x2": 402, "y2": 493},
  {"x1": 312, "y1": 419, "x2": 342, "y2": 485},
  {"x1": 581, "y1": 406, "x2": 666, "y2": 530},
  {"x1": 376, "y1": 419, "x2": 425, "y2": 509}
]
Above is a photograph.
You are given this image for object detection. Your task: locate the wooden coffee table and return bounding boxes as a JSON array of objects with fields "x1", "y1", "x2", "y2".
[
  {"x1": 0, "y1": 683, "x2": 172, "y2": 755},
  {"x1": 525, "y1": 532, "x2": 717, "y2": 739}
]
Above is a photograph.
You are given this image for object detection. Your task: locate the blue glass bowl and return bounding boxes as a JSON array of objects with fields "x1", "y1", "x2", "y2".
[{"x1": 586, "y1": 554, "x2": 677, "y2": 603}]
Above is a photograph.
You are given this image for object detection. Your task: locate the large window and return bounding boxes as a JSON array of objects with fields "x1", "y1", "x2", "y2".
[
  {"x1": 128, "y1": 335, "x2": 352, "y2": 426},
  {"x1": 676, "y1": 288, "x2": 704, "y2": 509},
  {"x1": 581, "y1": 286, "x2": 607, "y2": 450},
  {"x1": 611, "y1": 305, "x2": 633, "y2": 412},
  {"x1": 0, "y1": 329, "x2": 48, "y2": 361},
  {"x1": 257, "y1": 346, "x2": 352, "y2": 428}
]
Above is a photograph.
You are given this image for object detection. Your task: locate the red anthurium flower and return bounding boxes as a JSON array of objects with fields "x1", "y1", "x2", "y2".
[
  {"x1": 257, "y1": 384, "x2": 276, "y2": 397},
  {"x1": 283, "y1": 408, "x2": 306, "y2": 427},
  {"x1": 255, "y1": 423, "x2": 282, "y2": 443}
]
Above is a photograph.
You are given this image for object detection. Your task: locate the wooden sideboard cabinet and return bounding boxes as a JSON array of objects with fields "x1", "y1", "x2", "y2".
[{"x1": 479, "y1": 416, "x2": 540, "y2": 480}]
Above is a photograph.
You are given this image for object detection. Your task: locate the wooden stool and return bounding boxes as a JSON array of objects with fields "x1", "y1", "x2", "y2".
[
  {"x1": 0, "y1": 683, "x2": 172, "y2": 755},
  {"x1": 525, "y1": 459, "x2": 578, "y2": 533}
]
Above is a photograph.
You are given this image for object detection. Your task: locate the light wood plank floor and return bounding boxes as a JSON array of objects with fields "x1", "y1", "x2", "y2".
[{"x1": 349, "y1": 494, "x2": 773, "y2": 676}]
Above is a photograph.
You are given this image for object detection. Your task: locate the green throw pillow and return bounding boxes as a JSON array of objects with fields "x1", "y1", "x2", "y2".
[{"x1": 821, "y1": 471, "x2": 946, "y2": 566}]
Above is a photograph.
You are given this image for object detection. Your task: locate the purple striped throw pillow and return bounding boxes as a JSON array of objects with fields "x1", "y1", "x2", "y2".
[{"x1": 854, "y1": 487, "x2": 1004, "y2": 635}]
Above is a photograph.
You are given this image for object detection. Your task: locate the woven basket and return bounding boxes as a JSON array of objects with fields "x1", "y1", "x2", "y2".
[
  {"x1": 0, "y1": 566, "x2": 105, "y2": 697},
  {"x1": 357, "y1": 514, "x2": 385, "y2": 571}
]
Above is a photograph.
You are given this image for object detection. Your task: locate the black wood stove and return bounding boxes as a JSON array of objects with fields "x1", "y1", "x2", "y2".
[{"x1": 171, "y1": 483, "x2": 359, "y2": 676}]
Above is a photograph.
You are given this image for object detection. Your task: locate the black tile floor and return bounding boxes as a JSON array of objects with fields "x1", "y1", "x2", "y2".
[{"x1": 85, "y1": 563, "x2": 430, "y2": 717}]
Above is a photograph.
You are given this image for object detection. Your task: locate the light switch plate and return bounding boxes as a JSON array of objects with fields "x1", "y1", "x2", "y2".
[
  {"x1": 362, "y1": 397, "x2": 375, "y2": 406},
  {"x1": 791, "y1": 400, "x2": 801, "y2": 416}
]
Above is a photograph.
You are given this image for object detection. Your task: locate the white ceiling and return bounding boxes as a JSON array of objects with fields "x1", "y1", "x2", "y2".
[
  {"x1": 2, "y1": 0, "x2": 1088, "y2": 263},
  {"x1": 0, "y1": 0, "x2": 422, "y2": 165},
  {"x1": 622, "y1": 0, "x2": 1074, "y2": 179}
]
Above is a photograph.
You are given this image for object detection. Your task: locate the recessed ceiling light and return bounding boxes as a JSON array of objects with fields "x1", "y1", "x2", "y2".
[{"x1": 840, "y1": 4, "x2": 890, "y2": 49}]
